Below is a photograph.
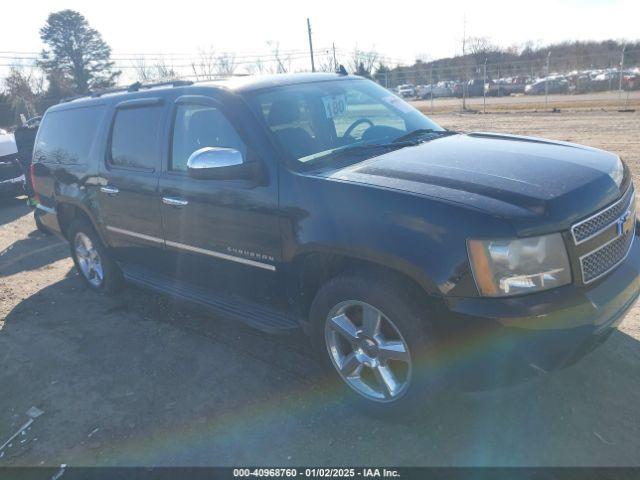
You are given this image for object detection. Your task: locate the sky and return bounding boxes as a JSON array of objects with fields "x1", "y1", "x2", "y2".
[{"x1": 1, "y1": 0, "x2": 639, "y2": 80}]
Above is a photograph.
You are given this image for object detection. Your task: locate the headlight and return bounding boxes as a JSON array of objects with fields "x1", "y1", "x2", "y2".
[
  {"x1": 609, "y1": 156, "x2": 624, "y2": 187},
  {"x1": 467, "y1": 233, "x2": 571, "y2": 297}
]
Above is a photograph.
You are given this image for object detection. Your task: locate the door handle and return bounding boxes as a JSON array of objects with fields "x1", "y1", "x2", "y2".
[
  {"x1": 162, "y1": 196, "x2": 189, "y2": 207},
  {"x1": 100, "y1": 185, "x2": 119, "y2": 195}
]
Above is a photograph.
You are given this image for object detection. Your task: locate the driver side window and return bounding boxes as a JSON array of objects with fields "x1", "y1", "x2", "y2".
[
  {"x1": 259, "y1": 94, "x2": 320, "y2": 159},
  {"x1": 171, "y1": 104, "x2": 246, "y2": 172}
]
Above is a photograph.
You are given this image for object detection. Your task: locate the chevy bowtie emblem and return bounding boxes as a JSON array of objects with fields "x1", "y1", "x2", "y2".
[{"x1": 617, "y1": 210, "x2": 634, "y2": 237}]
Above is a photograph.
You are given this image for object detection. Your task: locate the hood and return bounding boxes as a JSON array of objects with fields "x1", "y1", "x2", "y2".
[{"x1": 316, "y1": 132, "x2": 630, "y2": 236}]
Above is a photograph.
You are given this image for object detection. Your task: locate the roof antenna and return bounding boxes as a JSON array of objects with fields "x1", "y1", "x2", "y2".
[{"x1": 336, "y1": 64, "x2": 348, "y2": 76}]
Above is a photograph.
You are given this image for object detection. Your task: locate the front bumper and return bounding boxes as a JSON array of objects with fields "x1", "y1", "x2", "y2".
[{"x1": 440, "y1": 230, "x2": 640, "y2": 390}]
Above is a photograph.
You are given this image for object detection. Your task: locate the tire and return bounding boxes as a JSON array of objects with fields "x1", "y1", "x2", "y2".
[
  {"x1": 67, "y1": 218, "x2": 123, "y2": 294},
  {"x1": 310, "y1": 272, "x2": 441, "y2": 417},
  {"x1": 33, "y1": 209, "x2": 52, "y2": 235}
]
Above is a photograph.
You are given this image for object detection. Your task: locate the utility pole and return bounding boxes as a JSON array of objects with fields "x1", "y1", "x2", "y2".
[
  {"x1": 430, "y1": 64, "x2": 434, "y2": 114},
  {"x1": 619, "y1": 43, "x2": 626, "y2": 104},
  {"x1": 332, "y1": 42, "x2": 337, "y2": 71},
  {"x1": 307, "y1": 18, "x2": 316, "y2": 72},
  {"x1": 545, "y1": 51, "x2": 551, "y2": 108},
  {"x1": 483, "y1": 57, "x2": 487, "y2": 114},
  {"x1": 462, "y1": 13, "x2": 467, "y2": 111},
  {"x1": 608, "y1": 59, "x2": 613, "y2": 91}
]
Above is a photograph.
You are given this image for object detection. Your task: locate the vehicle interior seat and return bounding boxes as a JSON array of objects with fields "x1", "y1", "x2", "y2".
[
  {"x1": 186, "y1": 109, "x2": 246, "y2": 154},
  {"x1": 266, "y1": 99, "x2": 318, "y2": 159}
]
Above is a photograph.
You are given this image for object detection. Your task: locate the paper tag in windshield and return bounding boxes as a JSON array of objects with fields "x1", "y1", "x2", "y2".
[
  {"x1": 382, "y1": 95, "x2": 414, "y2": 113},
  {"x1": 322, "y1": 94, "x2": 348, "y2": 119}
]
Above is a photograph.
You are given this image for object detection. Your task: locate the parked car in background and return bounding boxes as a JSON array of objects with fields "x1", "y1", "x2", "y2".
[
  {"x1": 567, "y1": 72, "x2": 595, "y2": 94},
  {"x1": 590, "y1": 70, "x2": 622, "y2": 92},
  {"x1": 13, "y1": 115, "x2": 49, "y2": 232},
  {"x1": 624, "y1": 72, "x2": 640, "y2": 90},
  {"x1": 415, "y1": 82, "x2": 453, "y2": 99},
  {"x1": 396, "y1": 84, "x2": 415, "y2": 98},
  {"x1": 453, "y1": 79, "x2": 485, "y2": 98},
  {"x1": 14, "y1": 116, "x2": 41, "y2": 201},
  {"x1": 485, "y1": 77, "x2": 527, "y2": 97},
  {"x1": 525, "y1": 77, "x2": 569, "y2": 95},
  {"x1": 0, "y1": 130, "x2": 24, "y2": 198}
]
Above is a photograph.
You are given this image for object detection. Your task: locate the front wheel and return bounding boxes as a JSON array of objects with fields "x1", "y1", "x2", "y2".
[{"x1": 310, "y1": 273, "x2": 438, "y2": 416}]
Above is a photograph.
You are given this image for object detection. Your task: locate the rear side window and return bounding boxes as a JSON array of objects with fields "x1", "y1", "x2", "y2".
[
  {"x1": 109, "y1": 106, "x2": 164, "y2": 171},
  {"x1": 34, "y1": 106, "x2": 105, "y2": 165}
]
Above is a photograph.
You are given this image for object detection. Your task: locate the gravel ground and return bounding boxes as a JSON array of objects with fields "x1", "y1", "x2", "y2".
[{"x1": 0, "y1": 109, "x2": 639, "y2": 467}]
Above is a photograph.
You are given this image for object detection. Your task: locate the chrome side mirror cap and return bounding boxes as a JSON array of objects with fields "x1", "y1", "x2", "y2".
[{"x1": 186, "y1": 147, "x2": 248, "y2": 180}]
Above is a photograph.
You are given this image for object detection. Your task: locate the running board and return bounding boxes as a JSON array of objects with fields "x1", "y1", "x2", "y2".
[{"x1": 121, "y1": 264, "x2": 301, "y2": 334}]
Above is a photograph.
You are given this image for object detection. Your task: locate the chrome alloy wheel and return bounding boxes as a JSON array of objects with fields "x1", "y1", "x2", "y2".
[
  {"x1": 325, "y1": 300, "x2": 412, "y2": 402},
  {"x1": 74, "y1": 232, "x2": 104, "y2": 288}
]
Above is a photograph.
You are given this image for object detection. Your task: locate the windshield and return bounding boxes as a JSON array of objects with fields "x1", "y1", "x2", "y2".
[{"x1": 248, "y1": 78, "x2": 443, "y2": 166}]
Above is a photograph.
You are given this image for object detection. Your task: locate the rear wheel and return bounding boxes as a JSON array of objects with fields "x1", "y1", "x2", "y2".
[
  {"x1": 67, "y1": 218, "x2": 123, "y2": 293},
  {"x1": 33, "y1": 209, "x2": 51, "y2": 235},
  {"x1": 310, "y1": 273, "x2": 439, "y2": 416}
]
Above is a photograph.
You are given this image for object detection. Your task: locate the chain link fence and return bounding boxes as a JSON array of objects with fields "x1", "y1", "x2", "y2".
[{"x1": 370, "y1": 48, "x2": 640, "y2": 112}]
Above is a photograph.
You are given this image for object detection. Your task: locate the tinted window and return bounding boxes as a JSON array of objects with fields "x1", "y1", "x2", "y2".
[
  {"x1": 110, "y1": 106, "x2": 163, "y2": 170},
  {"x1": 171, "y1": 104, "x2": 246, "y2": 172},
  {"x1": 35, "y1": 106, "x2": 105, "y2": 165}
]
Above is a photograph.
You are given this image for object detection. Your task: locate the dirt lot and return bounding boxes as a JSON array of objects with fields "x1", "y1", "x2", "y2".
[{"x1": 1, "y1": 109, "x2": 639, "y2": 467}]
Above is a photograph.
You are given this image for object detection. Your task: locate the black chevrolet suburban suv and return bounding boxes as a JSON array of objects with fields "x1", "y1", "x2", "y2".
[{"x1": 32, "y1": 73, "x2": 639, "y2": 412}]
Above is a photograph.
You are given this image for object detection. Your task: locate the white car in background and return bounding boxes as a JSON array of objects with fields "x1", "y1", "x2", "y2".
[
  {"x1": 416, "y1": 82, "x2": 454, "y2": 99},
  {"x1": 396, "y1": 84, "x2": 416, "y2": 98},
  {"x1": 0, "y1": 130, "x2": 24, "y2": 197}
]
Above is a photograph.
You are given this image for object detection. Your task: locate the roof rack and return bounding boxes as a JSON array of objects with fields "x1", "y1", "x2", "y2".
[
  {"x1": 59, "y1": 79, "x2": 194, "y2": 103},
  {"x1": 126, "y1": 80, "x2": 193, "y2": 92}
]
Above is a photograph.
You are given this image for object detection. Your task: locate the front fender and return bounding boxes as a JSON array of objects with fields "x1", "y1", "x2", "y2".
[{"x1": 280, "y1": 171, "x2": 517, "y2": 297}]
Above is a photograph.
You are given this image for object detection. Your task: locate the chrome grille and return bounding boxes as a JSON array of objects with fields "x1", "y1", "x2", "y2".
[
  {"x1": 580, "y1": 230, "x2": 634, "y2": 283},
  {"x1": 572, "y1": 187, "x2": 634, "y2": 244},
  {"x1": 576, "y1": 188, "x2": 636, "y2": 284}
]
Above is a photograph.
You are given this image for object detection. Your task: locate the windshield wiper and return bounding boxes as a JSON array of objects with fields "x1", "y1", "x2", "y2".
[{"x1": 392, "y1": 128, "x2": 456, "y2": 144}]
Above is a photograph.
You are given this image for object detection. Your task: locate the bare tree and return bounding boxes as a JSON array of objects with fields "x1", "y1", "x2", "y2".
[
  {"x1": 267, "y1": 41, "x2": 289, "y2": 73},
  {"x1": 3, "y1": 66, "x2": 42, "y2": 118},
  {"x1": 133, "y1": 57, "x2": 154, "y2": 82},
  {"x1": 246, "y1": 57, "x2": 266, "y2": 75},
  {"x1": 189, "y1": 48, "x2": 238, "y2": 80},
  {"x1": 315, "y1": 50, "x2": 335, "y2": 72},
  {"x1": 154, "y1": 60, "x2": 178, "y2": 80},
  {"x1": 466, "y1": 36, "x2": 495, "y2": 68},
  {"x1": 349, "y1": 47, "x2": 379, "y2": 77},
  {"x1": 191, "y1": 47, "x2": 216, "y2": 80},
  {"x1": 190, "y1": 47, "x2": 217, "y2": 81},
  {"x1": 133, "y1": 57, "x2": 178, "y2": 82},
  {"x1": 215, "y1": 53, "x2": 237, "y2": 76}
]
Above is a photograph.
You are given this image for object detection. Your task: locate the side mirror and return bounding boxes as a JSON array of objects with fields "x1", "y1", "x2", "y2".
[{"x1": 187, "y1": 147, "x2": 254, "y2": 181}]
